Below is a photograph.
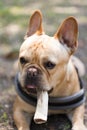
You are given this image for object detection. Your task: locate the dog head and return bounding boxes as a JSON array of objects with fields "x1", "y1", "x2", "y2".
[{"x1": 18, "y1": 10, "x2": 78, "y2": 94}]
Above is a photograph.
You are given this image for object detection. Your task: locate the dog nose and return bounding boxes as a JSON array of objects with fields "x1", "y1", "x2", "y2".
[{"x1": 27, "y1": 67, "x2": 38, "y2": 77}]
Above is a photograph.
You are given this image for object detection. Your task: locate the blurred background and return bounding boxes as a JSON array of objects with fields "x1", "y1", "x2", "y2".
[{"x1": 0, "y1": 0, "x2": 87, "y2": 129}]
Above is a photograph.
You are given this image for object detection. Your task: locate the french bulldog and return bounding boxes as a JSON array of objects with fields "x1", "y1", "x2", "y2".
[{"x1": 13, "y1": 10, "x2": 86, "y2": 130}]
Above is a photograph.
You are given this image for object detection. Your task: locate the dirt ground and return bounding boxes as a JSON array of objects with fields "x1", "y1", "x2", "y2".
[{"x1": 0, "y1": 0, "x2": 87, "y2": 130}]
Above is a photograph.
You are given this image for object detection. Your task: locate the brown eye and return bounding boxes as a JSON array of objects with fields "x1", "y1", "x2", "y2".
[
  {"x1": 44, "y1": 61, "x2": 56, "y2": 69},
  {"x1": 20, "y1": 57, "x2": 27, "y2": 64}
]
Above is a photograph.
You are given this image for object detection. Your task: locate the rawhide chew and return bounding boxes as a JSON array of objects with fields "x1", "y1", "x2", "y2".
[{"x1": 34, "y1": 91, "x2": 48, "y2": 124}]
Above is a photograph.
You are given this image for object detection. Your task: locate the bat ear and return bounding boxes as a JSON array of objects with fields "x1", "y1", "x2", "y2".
[
  {"x1": 25, "y1": 10, "x2": 43, "y2": 38},
  {"x1": 54, "y1": 17, "x2": 78, "y2": 54}
]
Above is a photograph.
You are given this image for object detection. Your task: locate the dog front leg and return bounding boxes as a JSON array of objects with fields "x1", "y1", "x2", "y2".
[
  {"x1": 13, "y1": 99, "x2": 32, "y2": 130},
  {"x1": 13, "y1": 108, "x2": 29, "y2": 130},
  {"x1": 72, "y1": 104, "x2": 86, "y2": 130}
]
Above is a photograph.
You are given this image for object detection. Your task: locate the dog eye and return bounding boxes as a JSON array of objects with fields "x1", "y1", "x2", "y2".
[
  {"x1": 20, "y1": 57, "x2": 27, "y2": 64},
  {"x1": 44, "y1": 61, "x2": 56, "y2": 69}
]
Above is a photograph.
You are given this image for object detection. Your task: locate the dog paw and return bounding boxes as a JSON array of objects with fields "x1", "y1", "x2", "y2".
[
  {"x1": 19, "y1": 127, "x2": 29, "y2": 130},
  {"x1": 72, "y1": 124, "x2": 87, "y2": 130}
]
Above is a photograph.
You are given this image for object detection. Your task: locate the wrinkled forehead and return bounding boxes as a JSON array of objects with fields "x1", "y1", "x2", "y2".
[
  {"x1": 19, "y1": 34, "x2": 69, "y2": 63},
  {"x1": 20, "y1": 34, "x2": 61, "y2": 53},
  {"x1": 20, "y1": 34, "x2": 50, "y2": 51}
]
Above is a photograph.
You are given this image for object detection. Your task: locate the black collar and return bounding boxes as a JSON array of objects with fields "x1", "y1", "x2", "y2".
[{"x1": 15, "y1": 73, "x2": 86, "y2": 110}]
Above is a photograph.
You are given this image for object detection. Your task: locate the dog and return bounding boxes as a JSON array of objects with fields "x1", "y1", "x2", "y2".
[{"x1": 13, "y1": 10, "x2": 86, "y2": 130}]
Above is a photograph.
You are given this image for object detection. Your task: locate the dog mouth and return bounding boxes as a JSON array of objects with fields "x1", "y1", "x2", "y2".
[
  {"x1": 24, "y1": 76, "x2": 45, "y2": 94},
  {"x1": 23, "y1": 71, "x2": 52, "y2": 94},
  {"x1": 25, "y1": 84, "x2": 53, "y2": 94},
  {"x1": 25, "y1": 84, "x2": 37, "y2": 94}
]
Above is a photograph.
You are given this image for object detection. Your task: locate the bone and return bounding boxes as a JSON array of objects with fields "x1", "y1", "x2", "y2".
[{"x1": 34, "y1": 90, "x2": 48, "y2": 124}]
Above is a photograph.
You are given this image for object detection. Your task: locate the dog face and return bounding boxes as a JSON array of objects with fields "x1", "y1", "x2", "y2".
[{"x1": 18, "y1": 10, "x2": 78, "y2": 94}]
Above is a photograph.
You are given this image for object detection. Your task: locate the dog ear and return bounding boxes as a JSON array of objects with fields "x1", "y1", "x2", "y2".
[
  {"x1": 25, "y1": 10, "x2": 43, "y2": 38},
  {"x1": 54, "y1": 17, "x2": 78, "y2": 54}
]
